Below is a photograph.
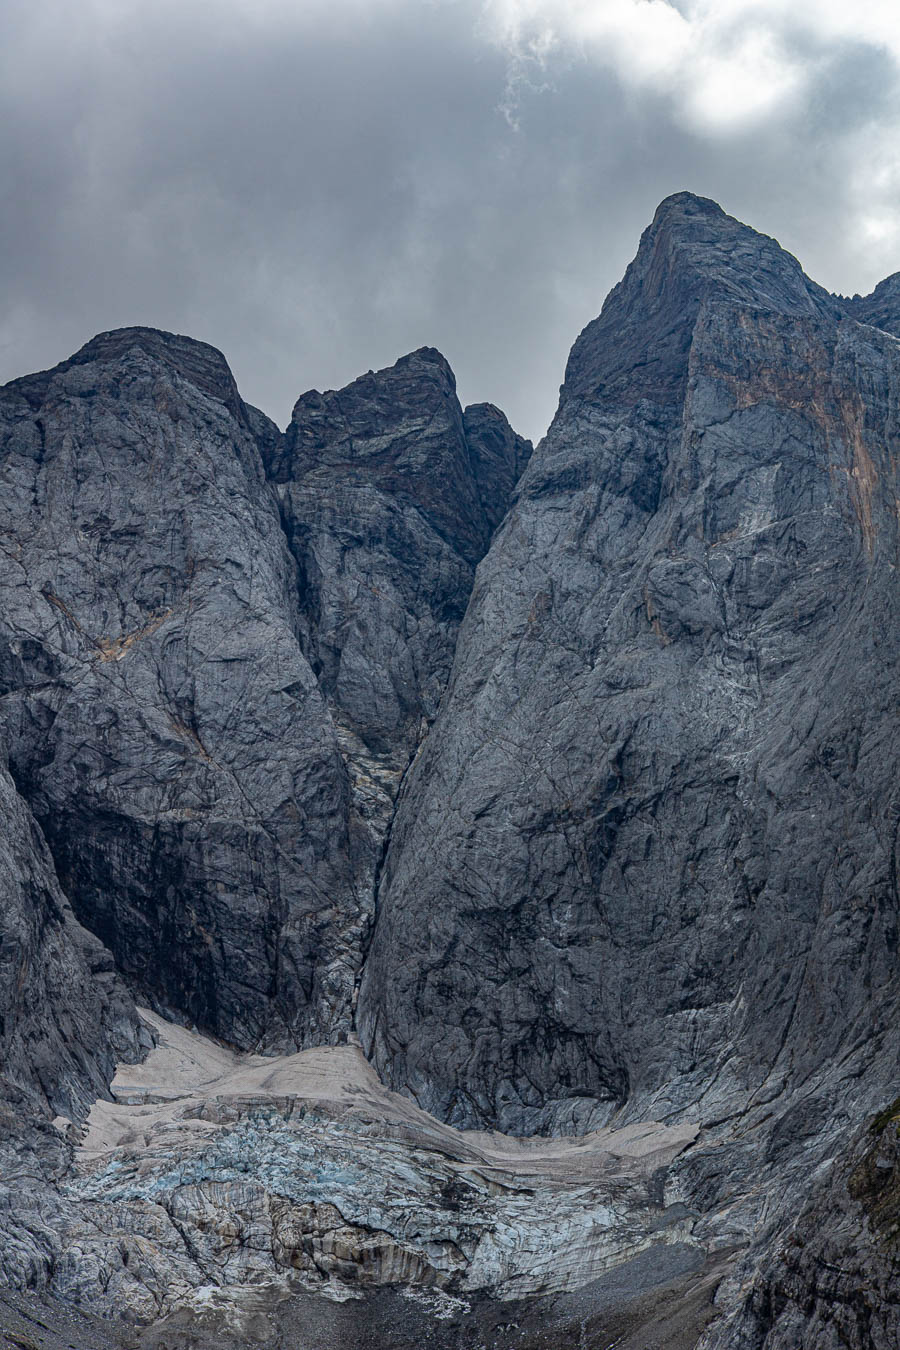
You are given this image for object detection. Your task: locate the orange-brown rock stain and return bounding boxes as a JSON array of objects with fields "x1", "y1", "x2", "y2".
[
  {"x1": 642, "y1": 586, "x2": 670, "y2": 645},
  {"x1": 95, "y1": 607, "x2": 172, "y2": 661},
  {"x1": 839, "y1": 394, "x2": 878, "y2": 558},
  {"x1": 702, "y1": 315, "x2": 891, "y2": 558}
]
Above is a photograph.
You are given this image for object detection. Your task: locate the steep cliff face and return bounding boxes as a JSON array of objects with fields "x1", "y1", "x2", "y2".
[
  {"x1": 358, "y1": 192, "x2": 900, "y2": 1138},
  {"x1": 845, "y1": 272, "x2": 900, "y2": 336},
  {"x1": 0, "y1": 329, "x2": 528, "y2": 1061},
  {"x1": 3, "y1": 193, "x2": 900, "y2": 1348},
  {"x1": 0, "y1": 328, "x2": 358, "y2": 1053},
  {"x1": 0, "y1": 334, "x2": 535, "y2": 1348}
]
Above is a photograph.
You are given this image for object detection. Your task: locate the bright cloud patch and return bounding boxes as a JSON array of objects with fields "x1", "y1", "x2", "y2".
[{"x1": 480, "y1": 0, "x2": 900, "y2": 133}]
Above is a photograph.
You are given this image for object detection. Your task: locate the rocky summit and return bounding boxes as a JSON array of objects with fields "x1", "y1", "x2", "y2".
[{"x1": 0, "y1": 192, "x2": 898, "y2": 1348}]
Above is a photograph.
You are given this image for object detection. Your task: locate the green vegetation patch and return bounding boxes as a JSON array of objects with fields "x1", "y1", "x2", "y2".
[{"x1": 869, "y1": 1095, "x2": 900, "y2": 1137}]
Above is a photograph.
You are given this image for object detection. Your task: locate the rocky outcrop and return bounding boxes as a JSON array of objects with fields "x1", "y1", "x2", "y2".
[
  {"x1": 462, "y1": 401, "x2": 533, "y2": 534},
  {"x1": 700, "y1": 1098, "x2": 900, "y2": 1349},
  {"x1": 0, "y1": 327, "x2": 360, "y2": 1052}
]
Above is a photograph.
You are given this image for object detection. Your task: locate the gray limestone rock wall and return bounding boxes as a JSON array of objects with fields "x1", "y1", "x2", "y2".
[
  {"x1": 4, "y1": 192, "x2": 900, "y2": 1348},
  {"x1": 0, "y1": 328, "x2": 362, "y2": 1053},
  {"x1": 0, "y1": 328, "x2": 528, "y2": 1070},
  {"x1": 358, "y1": 193, "x2": 900, "y2": 1137},
  {"x1": 261, "y1": 350, "x2": 530, "y2": 931},
  {"x1": 462, "y1": 400, "x2": 533, "y2": 535},
  {"x1": 843, "y1": 271, "x2": 900, "y2": 336}
]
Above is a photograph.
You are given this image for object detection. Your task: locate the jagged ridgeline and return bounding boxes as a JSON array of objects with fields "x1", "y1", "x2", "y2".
[{"x1": 0, "y1": 193, "x2": 898, "y2": 1348}]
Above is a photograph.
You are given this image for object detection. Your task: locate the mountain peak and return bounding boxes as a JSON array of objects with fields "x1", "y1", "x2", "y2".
[
  {"x1": 631, "y1": 191, "x2": 837, "y2": 318},
  {"x1": 396, "y1": 345, "x2": 455, "y2": 377},
  {"x1": 3, "y1": 325, "x2": 243, "y2": 418},
  {"x1": 650, "y1": 189, "x2": 728, "y2": 224},
  {"x1": 562, "y1": 192, "x2": 841, "y2": 404},
  {"x1": 72, "y1": 327, "x2": 243, "y2": 412}
]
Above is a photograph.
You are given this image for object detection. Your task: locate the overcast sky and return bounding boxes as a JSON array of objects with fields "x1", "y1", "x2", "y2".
[{"x1": 3, "y1": 0, "x2": 900, "y2": 441}]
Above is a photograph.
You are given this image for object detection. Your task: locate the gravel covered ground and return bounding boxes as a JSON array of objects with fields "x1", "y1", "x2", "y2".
[{"x1": 1, "y1": 1246, "x2": 730, "y2": 1350}]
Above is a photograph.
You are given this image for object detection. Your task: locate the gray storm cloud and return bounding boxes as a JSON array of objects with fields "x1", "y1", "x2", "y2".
[{"x1": 2, "y1": 0, "x2": 900, "y2": 440}]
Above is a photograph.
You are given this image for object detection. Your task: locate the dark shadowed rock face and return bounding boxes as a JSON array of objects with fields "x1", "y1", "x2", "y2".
[
  {"x1": 0, "y1": 752, "x2": 143, "y2": 1121},
  {"x1": 702, "y1": 1102, "x2": 900, "y2": 1350},
  {"x1": 358, "y1": 191, "x2": 900, "y2": 1139},
  {"x1": 268, "y1": 348, "x2": 491, "y2": 564},
  {"x1": 563, "y1": 192, "x2": 842, "y2": 411},
  {"x1": 463, "y1": 400, "x2": 533, "y2": 534}
]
